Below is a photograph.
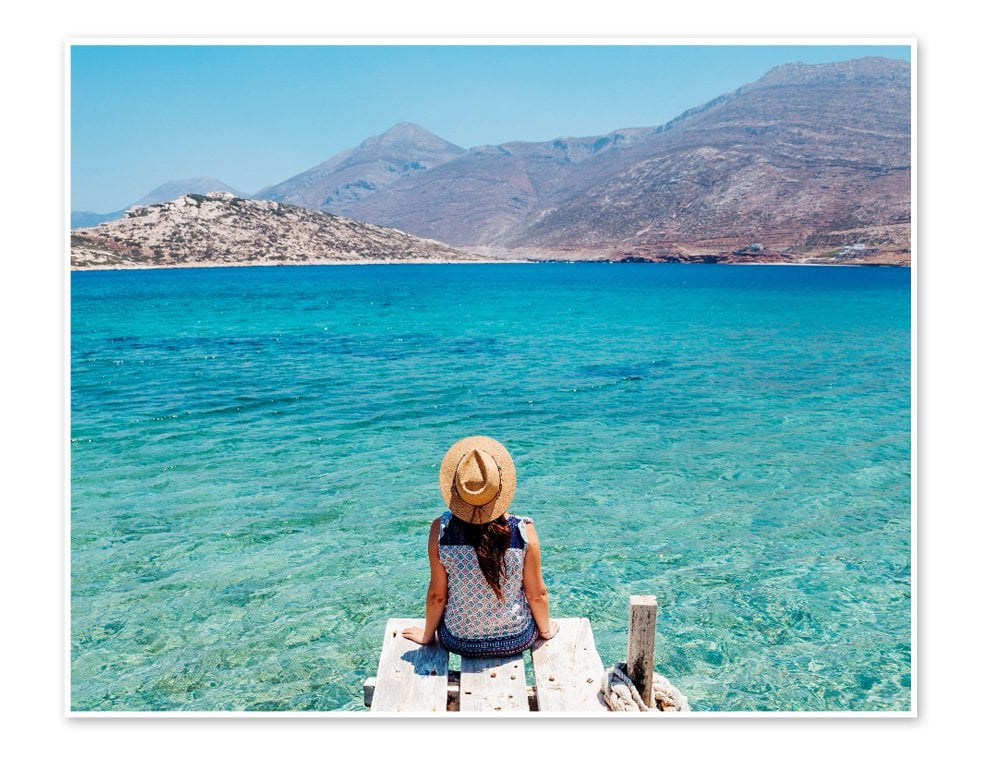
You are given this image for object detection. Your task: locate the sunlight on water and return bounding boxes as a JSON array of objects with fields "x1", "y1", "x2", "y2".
[{"x1": 71, "y1": 263, "x2": 911, "y2": 711}]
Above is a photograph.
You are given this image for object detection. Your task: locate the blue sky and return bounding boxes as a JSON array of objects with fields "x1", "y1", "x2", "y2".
[{"x1": 71, "y1": 43, "x2": 911, "y2": 213}]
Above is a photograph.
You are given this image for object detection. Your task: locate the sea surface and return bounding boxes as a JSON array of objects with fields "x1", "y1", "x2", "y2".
[{"x1": 70, "y1": 263, "x2": 911, "y2": 712}]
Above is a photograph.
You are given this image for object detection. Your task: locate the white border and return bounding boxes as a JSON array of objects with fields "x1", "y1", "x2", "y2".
[
  {"x1": 64, "y1": 38, "x2": 73, "y2": 723},
  {"x1": 64, "y1": 36, "x2": 916, "y2": 719},
  {"x1": 68, "y1": 35, "x2": 915, "y2": 46}
]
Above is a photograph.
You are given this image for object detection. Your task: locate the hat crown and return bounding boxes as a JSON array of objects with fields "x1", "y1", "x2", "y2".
[
  {"x1": 454, "y1": 449, "x2": 500, "y2": 506},
  {"x1": 439, "y1": 436, "x2": 515, "y2": 525}
]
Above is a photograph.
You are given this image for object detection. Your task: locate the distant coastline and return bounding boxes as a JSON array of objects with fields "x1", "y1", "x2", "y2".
[
  {"x1": 70, "y1": 257, "x2": 909, "y2": 273},
  {"x1": 70, "y1": 258, "x2": 526, "y2": 272},
  {"x1": 69, "y1": 193, "x2": 910, "y2": 271}
]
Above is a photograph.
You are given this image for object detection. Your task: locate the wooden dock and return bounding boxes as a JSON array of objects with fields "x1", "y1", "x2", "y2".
[{"x1": 364, "y1": 595, "x2": 661, "y2": 713}]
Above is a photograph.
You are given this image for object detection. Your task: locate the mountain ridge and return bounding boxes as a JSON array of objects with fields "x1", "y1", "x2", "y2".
[{"x1": 324, "y1": 56, "x2": 910, "y2": 262}]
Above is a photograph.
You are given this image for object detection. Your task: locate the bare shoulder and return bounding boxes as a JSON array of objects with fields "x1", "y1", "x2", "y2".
[{"x1": 427, "y1": 516, "x2": 443, "y2": 559}]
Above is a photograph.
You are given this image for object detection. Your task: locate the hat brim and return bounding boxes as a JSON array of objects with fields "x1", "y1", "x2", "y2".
[{"x1": 439, "y1": 436, "x2": 516, "y2": 524}]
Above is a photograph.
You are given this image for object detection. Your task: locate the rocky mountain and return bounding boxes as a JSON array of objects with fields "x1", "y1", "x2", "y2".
[
  {"x1": 71, "y1": 177, "x2": 244, "y2": 229},
  {"x1": 253, "y1": 122, "x2": 467, "y2": 212},
  {"x1": 337, "y1": 126, "x2": 655, "y2": 249},
  {"x1": 310, "y1": 57, "x2": 910, "y2": 264},
  {"x1": 506, "y1": 57, "x2": 911, "y2": 263},
  {"x1": 70, "y1": 193, "x2": 475, "y2": 269}
]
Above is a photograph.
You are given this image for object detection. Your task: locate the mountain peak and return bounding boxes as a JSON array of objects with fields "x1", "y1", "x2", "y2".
[
  {"x1": 381, "y1": 121, "x2": 434, "y2": 137},
  {"x1": 255, "y1": 123, "x2": 465, "y2": 209},
  {"x1": 135, "y1": 177, "x2": 242, "y2": 207},
  {"x1": 361, "y1": 122, "x2": 462, "y2": 151},
  {"x1": 72, "y1": 177, "x2": 244, "y2": 229}
]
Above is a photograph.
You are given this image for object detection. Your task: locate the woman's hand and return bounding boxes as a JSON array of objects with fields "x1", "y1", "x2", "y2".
[
  {"x1": 401, "y1": 626, "x2": 431, "y2": 645},
  {"x1": 538, "y1": 620, "x2": 560, "y2": 641}
]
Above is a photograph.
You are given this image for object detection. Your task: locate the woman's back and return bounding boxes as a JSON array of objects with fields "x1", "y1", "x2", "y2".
[
  {"x1": 401, "y1": 436, "x2": 558, "y2": 656},
  {"x1": 438, "y1": 511, "x2": 534, "y2": 641}
]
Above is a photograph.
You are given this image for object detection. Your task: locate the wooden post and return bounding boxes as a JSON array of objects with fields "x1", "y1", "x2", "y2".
[{"x1": 626, "y1": 595, "x2": 658, "y2": 708}]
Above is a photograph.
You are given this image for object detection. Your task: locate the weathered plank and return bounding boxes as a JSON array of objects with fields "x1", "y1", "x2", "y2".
[
  {"x1": 531, "y1": 617, "x2": 608, "y2": 711},
  {"x1": 626, "y1": 595, "x2": 658, "y2": 708},
  {"x1": 370, "y1": 618, "x2": 450, "y2": 712},
  {"x1": 459, "y1": 654, "x2": 529, "y2": 712}
]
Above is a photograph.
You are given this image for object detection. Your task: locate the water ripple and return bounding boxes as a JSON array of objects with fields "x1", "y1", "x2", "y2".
[{"x1": 71, "y1": 263, "x2": 911, "y2": 712}]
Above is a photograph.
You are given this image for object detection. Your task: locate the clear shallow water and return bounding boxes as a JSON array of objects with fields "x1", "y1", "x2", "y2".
[{"x1": 70, "y1": 263, "x2": 911, "y2": 712}]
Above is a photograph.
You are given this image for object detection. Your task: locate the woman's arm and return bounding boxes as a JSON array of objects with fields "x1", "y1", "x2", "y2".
[
  {"x1": 401, "y1": 517, "x2": 448, "y2": 645},
  {"x1": 522, "y1": 521, "x2": 559, "y2": 640}
]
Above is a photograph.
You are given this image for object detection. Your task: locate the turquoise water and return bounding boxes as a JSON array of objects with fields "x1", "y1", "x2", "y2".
[{"x1": 70, "y1": 263, "x2": 911, "y2": 712}]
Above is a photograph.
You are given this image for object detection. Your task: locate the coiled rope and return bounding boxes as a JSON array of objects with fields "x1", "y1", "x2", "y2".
[{"x1": 601, "y1": 662, "x2": 691, "y2": 712}]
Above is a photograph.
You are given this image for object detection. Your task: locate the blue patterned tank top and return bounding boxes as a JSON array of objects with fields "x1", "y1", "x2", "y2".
[{"x1": 437, "y1": 511, "x2": 537, "y2": 656}]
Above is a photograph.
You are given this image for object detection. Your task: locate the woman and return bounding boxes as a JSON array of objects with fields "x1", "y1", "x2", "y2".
[{"x1": 402, "y1": 435, "x2": 559, "y2": 656}]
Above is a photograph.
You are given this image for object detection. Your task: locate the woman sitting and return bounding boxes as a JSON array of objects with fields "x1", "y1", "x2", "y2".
[{"x1": 401, "y1": 436, "x2": 559, "y2": 656}]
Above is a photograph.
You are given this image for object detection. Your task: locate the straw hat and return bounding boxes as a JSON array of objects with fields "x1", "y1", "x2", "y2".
[{"x1": 439, "y1": 436, "x2": 516, "y2": 524}]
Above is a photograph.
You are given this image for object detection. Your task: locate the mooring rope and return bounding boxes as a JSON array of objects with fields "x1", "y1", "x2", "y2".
[{"x1": 601, "y1": 662, "x2": 691, "y2": 712}]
